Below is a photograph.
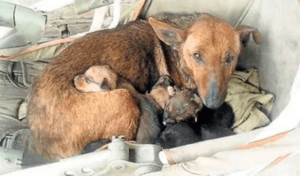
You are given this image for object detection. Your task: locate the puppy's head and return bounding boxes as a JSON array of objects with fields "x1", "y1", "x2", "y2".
[
  {"x1": 163, "y1": 87, "x2": 203, "y2": 125},
  {"x1": 149, "y1": 13, "x2": 262, "y2": 109},
  {"x1": 74, "y1": 65, "x2": 118, "y2": 93}
]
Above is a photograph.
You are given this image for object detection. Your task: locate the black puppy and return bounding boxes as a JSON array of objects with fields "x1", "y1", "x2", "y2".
[
  {"x1": 156, "y1": 102, "x2": 235, "y2": 149},
  {"x1": 155, "y1": 121, "x2": 201, "y2": 149},
  {"x1": 197, "y1": 102, "x2": 235, "y2": 140}
]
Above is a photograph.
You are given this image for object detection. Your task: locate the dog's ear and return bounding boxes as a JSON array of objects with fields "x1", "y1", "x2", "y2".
[
  {"x1": 148, "y1": 17, "x2": 186, "y2": 50},
  {"x1": 100, "y1": 78, "x2": 111, "y2": 91},
  {"x1": 236, "y1": 25, "x2": 262, "y2": 47}
]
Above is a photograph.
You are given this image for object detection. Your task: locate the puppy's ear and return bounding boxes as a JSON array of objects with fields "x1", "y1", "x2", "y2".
[
  {"x1": 191, "y1": 94, "x2": 202, "y2": 104},
  {"x1": 100, "y1": 78, "x2": 111, "y2": 91},
  {"x1": 103, "y1": 65, "x2": 111, "y2": 69},
  {"x1": 167, "y1": 86, "x2": 175, "y2": 96},
  {"x1": 236, "y1": 25, "x2": 262, "y2": 47},
  {"x1": 193, "y1": 115, "x2": 198, "y2": 123},
  {"x1": 148, "y1": 17, "x2": 186, "y2": 50}
]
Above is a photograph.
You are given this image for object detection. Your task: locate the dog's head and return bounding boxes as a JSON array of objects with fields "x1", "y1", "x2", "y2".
[{"x1": 149, "y1": 13, "x2": 262, "y2": 109}]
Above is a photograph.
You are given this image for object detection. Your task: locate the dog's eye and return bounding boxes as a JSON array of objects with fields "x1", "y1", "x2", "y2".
[
  {"x1": 224, "y1": 56, "x2": 234, "y2": 66},
  {"x1": 193, "y1": 52, "x2": 204, "y2": 63}
]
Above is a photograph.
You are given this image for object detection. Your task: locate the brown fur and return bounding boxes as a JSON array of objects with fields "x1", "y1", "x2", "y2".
[
  {"x1": 74, "y1": 65, "x2": 164, "y2": 145},
  {"x1": 163, "y1": 87, "x2": 203, "y2": 124},
  {"x1": 148, "y1": 75, "x2": 174, "y2": 109},
  {"x1": 29, "y1": 89, "x2": 139, "y2": 160},
  {"x1": 74, "y1": 65, "x2": 118, "y2": 92},
  {"x1": 146, "y1": 75, "x2": 203, "y2": 124},
  {"x1": 149, "y1": 13, "x2": 261, "y2": 109},
  {"x1": 27, "y1": 13, "x2": 261, "y2": 160},
  {"x1": 147, "y1": 75, "x2": 203, "y2": 124}
]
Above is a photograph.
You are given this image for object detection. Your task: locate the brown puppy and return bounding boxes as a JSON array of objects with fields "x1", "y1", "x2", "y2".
[
  {"x1": 163, "y1": 87, "x2": 203, "y2": 125},
  {"x1": 145, "y1": 74, "x2": 203, "y2": 125},
  {"x1": 28, "y1": 13, "x2": 261, "y2": 160},
  {"x1": 74, "y1": 65, "x2": 118, "y2": 93}
]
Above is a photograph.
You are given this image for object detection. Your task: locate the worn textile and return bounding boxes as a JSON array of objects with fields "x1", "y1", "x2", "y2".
[
  {"x1": 225, "y1": 68, "x2": 275, "y2": 133},
  {"x1": 160, "y1": 127, "x2": 300, "y2": 176}
]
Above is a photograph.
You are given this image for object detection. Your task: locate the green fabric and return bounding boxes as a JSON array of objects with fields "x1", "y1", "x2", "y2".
[
  {"x1": 225, "y1": 68, "x2": 275, "y2": 133},
  {"x1": 10, "y1": 42, "x2": 72, "y2": 62},
  {"x1": 0, "y1": 40, "x2": 74, "y2": 170}
]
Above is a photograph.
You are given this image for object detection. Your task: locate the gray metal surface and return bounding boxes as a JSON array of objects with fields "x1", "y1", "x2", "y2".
[
  {"x1": 0, "y1": 2, "x2": 15, "y2": 28},
  {"x1": 2, "y1": 137, "x2": 162, "y2": 176},
  {"x1": 0, "y1": 147, "x2": 23, "y2": 165},
  {"x1": 0, "y1": 2, "x2": 46, "y2": 50}
]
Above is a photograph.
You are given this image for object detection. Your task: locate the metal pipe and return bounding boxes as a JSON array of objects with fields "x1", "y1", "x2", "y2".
[
  {"x1": 0, "y1": 2, "x2": 15, "y2": 28},
  {"x1": 0, "y1": 2, "x2": 46, "y2": 52}
]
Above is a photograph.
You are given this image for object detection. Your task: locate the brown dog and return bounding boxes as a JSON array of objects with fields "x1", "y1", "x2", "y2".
[{"x1": 27, "y1": 13, "x2": 261, "y2": 160}]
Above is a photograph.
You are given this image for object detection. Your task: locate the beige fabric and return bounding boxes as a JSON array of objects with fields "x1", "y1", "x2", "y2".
[
  {"x1": 225, "y1": 68, "x2": 275, "y2": 133},
  {"x1": 159, "y1": 127, "x2": 300, "y2": 176}
]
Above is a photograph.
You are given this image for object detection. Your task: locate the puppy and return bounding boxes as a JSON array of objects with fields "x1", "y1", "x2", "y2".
[
  {"x1": 155, "y1": 121, "x2": 201, "y2": 149},
  {"x1": 197, "y1": 102, "x2": 235, "y2": 140},
  {"x1": 156, "y1": 103, "x2": 235, "y2": 149},
  {"x1": 163, "y1": 87, "x2": 203, "y2": 125},
  {"x1": 74, "y1": 65, "x2": 118, "y2": 93}
]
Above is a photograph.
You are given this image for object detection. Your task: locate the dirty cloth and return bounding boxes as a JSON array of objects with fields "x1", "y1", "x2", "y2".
[
  {"x1": 157, "y1": 126, "x2": 300, "y2": 176},
  {"x1": 225, "y1": 68, "x2": 275, "y2": 133}
]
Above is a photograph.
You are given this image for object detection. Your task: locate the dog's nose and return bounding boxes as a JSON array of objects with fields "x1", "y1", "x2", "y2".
[
  {"x1": 203, "y1": 77, "x2": 224, "y2": 109},
  {"x1": 205, "y1": 99, "x2": 224, "y2": 109}
]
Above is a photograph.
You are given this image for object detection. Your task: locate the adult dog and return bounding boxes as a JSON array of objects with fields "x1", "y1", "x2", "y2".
[{"x1": 27, "y1": 13, "x2": 261, "y2": 160}]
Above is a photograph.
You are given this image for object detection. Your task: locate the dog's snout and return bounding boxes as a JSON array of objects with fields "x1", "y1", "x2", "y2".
[
  {"x1": 205, "y1": 97, "x2": 224, "y2": 109},
  {"x1": 203, "y1": 77, "x2": 224, "y2": 109}
]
